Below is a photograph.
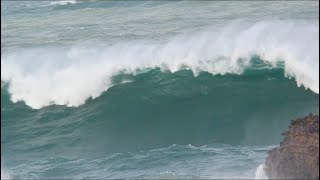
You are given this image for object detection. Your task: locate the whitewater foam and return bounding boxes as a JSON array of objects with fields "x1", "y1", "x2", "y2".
[
  {"x1": 255, "y1": 164, "x2": 268, "y2": 179},
  {"x1": 1, "y1": 20, "x2": 319, "y2": 109}
]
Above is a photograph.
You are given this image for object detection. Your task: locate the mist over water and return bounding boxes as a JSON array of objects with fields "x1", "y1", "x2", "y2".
[{"x1": 1, "y1": 1, "x2": 319, "y2": 179}]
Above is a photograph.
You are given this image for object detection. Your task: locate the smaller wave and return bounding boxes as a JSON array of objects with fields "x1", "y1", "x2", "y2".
[
  {"x1": 157, "y1": 171, "x2": 181, "y2": 179},
  {"x1": 50, "y1": 0, "x2": 78, "y2": 6}
]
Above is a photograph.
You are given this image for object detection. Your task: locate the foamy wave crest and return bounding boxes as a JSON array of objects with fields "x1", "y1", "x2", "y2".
[{"x1": 1, "y1": 20, "x2": 319, "y2": 109}]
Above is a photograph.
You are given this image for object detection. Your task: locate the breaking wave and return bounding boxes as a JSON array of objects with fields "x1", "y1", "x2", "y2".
[{"x1": 1, "y1": 20, "x2": 318, "y2": 109}]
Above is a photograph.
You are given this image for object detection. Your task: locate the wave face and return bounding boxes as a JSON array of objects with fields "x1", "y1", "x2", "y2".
[
  {"x1": 1, "y1": 1, "x2": 319, "y2": 179},
  {"x1": 1, "y1": 65, "x2": 319, "y2": 178},
  {"x1": 2, "y1": 64, "x2": 319, "y2": 148}
]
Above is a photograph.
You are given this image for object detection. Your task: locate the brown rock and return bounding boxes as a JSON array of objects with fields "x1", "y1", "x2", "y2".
[{"x1": 264, "y1": 114, "x2": 319, "y2": 179}]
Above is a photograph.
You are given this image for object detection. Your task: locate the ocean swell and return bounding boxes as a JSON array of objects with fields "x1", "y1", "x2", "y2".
[{"x1": 1, "y1": 20, "x2": 319, "y2": 109}]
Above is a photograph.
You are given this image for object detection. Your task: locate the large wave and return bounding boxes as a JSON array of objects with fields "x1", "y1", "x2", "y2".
[
  {"x1": 1, "y1": 20, "x2": 319, "y2": 109},
  {"x1": 2, "y1": 67, "x2": 319, "y2": 153}
]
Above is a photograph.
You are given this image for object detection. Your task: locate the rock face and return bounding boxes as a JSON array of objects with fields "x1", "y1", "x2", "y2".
[{"x1": 264, "y1": 114, "x2": 319, "y2": 179}]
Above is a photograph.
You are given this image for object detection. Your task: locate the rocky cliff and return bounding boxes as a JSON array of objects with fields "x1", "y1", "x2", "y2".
[{"x1": 264, "y1": 114, "x2": 319, "y2": 179}]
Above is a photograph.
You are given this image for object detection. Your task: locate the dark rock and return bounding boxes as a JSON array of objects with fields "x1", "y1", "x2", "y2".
[{"x1": 264, "y1": 114, "x2": 319, "y2": 179}]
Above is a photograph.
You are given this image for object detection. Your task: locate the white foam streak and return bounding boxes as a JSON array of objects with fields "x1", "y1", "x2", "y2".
[{"x1": 1, "y1": 21, "x2": 318, "y2": 109}]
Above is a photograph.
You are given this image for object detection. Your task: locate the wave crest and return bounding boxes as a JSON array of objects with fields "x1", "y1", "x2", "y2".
[{"x1": 1, "y1": 20, "x2": 318, "y2": 109}]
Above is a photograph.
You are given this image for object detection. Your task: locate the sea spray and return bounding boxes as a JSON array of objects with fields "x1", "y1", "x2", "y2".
[{"x1": 255, "y1": 164, "x2": 268, "y2": 179}]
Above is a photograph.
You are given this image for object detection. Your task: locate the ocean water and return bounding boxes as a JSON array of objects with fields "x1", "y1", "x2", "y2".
[{"x1": 1, "y1": 1, "x2": 319, "y2": 179}]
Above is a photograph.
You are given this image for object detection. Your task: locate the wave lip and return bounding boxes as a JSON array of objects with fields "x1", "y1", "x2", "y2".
[{"x1": 1, "y1": 20, "x2": 319, "y2": 109}]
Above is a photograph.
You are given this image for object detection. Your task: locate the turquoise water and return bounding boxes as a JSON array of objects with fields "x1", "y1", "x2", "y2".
[{"x1": 1, "y1": 1, "x2": 319, "y2": 179}]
